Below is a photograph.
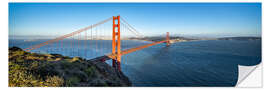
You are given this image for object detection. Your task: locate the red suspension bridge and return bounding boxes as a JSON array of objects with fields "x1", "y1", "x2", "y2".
[{"x1": 23, "y1": 15, "x2": 170, "y2": 71}]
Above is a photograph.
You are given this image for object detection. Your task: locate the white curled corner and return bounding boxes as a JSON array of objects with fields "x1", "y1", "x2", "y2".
[{"x1": 236, "y1": 63, "x2": 262, "y2": 87}]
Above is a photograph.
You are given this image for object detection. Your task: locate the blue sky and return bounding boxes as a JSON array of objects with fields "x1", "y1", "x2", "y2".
[{"x1": 9, "y1": 3, "x2": 261, "y2": 38}]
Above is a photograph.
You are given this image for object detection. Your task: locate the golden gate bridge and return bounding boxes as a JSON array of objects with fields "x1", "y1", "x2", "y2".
[{"x1": 23, "y1": 15, "x2": 170, "y2": 71}]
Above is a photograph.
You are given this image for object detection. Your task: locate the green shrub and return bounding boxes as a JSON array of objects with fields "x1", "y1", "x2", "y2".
[
  {"x1": 84, "y1": 66, "x2": 96, "y2": 78},
  {"x1": 8, "y1": 47, "x2": 129, "y2": 87},
  {"x1": 9, "y1": 64, "x2": 40, "y2": 87},
  {"x1": 14, "y1": 56, "x2": 24, "y2": 63},
  {"x1": 44, "y1": 76, "x2": 64, "y2": 87},
  {"x1": 28, "y1": 62, "x2": 38, "y2": 71},
  {"x1": 60, "y1": 60, "x2": 73, "y2": 69},
  {"x1": 69, "y1": 57, "x2": 81, "y2": 62},
  {"x1": 13, "y1": 51, "x2": 26, "y2": 56},
  {"x1": 9, "y1": 62, "x2": 64, "y2": 87},
  {"x1": 65, "y1": 76, "x2": 81, "y2": 86}
]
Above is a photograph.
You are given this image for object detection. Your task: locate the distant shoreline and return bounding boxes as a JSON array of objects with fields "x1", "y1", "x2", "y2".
[{"x1": 9, "y1": 36, "x2": 261, "y2": 44}]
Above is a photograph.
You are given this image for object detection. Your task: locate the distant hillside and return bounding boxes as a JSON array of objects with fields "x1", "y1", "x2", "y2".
[
  {"x1": 130, "y1": 36, "x2": 197, "y2": 42},
  {"x1": 218, "y1": 37, "x2": 261, "y2": 40},
  {"x1": 8, "y1": 47, "x2": 131, "y2": 87}
]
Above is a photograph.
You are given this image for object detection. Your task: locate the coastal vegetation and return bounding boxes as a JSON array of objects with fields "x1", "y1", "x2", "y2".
[{"x1": 8, "y1": 47, "x2": 131, "y2": 87}]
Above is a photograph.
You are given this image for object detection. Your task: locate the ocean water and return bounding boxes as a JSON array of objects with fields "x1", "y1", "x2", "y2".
[{"x1": 9, "y1": 39, "x2": 261, "y2": 87}]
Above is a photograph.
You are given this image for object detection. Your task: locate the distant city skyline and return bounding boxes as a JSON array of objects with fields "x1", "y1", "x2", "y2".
[{"x1": 9, "y1": 3, "x2": 261, "y2": 39}]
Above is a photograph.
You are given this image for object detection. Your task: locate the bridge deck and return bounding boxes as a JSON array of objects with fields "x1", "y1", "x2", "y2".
[{"x1": 90, "y1": 40, "x2": 167, "y2": 61}]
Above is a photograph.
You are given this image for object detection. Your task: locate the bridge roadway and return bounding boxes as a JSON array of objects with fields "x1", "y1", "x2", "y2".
[{"x1": 89, "y1": 40, "x2": 167, "y2": 61}]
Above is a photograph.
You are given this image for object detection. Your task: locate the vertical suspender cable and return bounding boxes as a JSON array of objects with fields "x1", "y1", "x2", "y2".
[
  {"x1": 101, "y1": 23, "x2": 104, "y2": 56},
  {"x1": 96, "y1": 26, "x2": 98, "y2": 57},
  {"x1": 78, "y1": 33, "x2": 81, "y2": 56},
  {"x1": 91, "y1": 25, "x2": 93, "y2": 58},
  {"x1": 85, "y1": 30, "x2": 87, "y2": 58},
  {"x1": 70, "y1": 35, "x2": 72, "y2": 56}
]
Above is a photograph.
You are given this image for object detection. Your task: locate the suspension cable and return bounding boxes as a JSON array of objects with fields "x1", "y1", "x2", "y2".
[
  {"x1": 24, "y1": 17, "x2": 113, "y2": 52},
  {"x1": 120, "y1": 17, "x2": 144, "y2": 38}
]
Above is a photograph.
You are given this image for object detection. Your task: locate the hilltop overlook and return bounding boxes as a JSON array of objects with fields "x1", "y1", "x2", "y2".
[{"x1": 8, "y1": 47, "x2": 131, "y2": 87}]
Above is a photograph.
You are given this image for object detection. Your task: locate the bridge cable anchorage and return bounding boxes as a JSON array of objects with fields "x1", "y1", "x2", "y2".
[{"x1": 23, "y1": 17, "x2": 113, "y2": 52}]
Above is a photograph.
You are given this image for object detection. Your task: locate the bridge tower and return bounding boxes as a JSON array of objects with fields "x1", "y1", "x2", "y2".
[
  {"x1": 166, "y1": 32, "x2": 170, "y2": 46},
  {"x1": 112, "y1": 16, "x2": 121, "y2": 71}
]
